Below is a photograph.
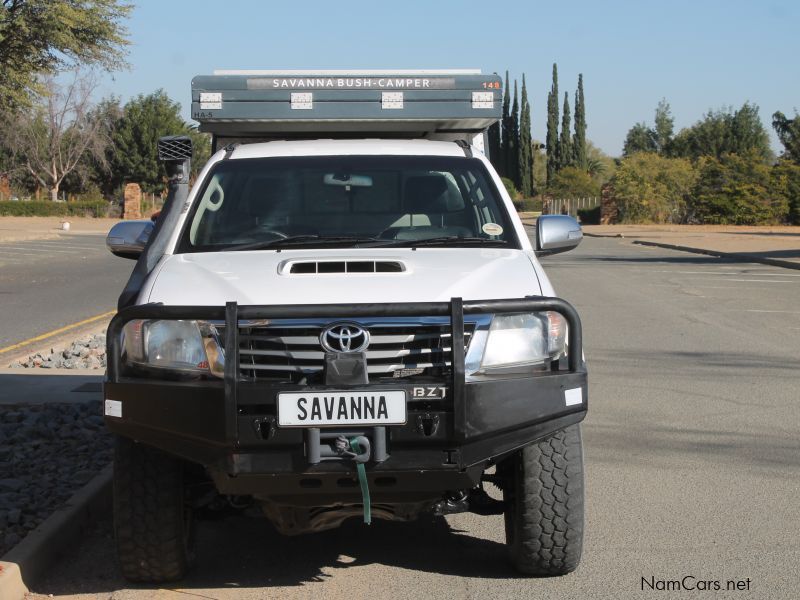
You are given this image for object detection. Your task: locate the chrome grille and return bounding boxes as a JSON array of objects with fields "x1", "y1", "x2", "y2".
[{"x1": 237, "y1": 319, "x2": 476, "y2": 382}]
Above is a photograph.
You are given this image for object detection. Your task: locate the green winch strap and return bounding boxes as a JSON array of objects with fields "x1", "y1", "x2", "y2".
[{"x1": 349, "y1": 437, "x2": 371, "y2": 525}]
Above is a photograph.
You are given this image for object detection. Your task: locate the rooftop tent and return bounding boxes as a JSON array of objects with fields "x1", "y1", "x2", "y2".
[{"x1": 191, "y1": 70, "x2": 502, "y2": 151}]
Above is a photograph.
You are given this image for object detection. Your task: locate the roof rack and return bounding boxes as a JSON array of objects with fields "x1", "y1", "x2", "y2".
[{"x1": 191, "y1": 70, "x2": 502, "y2": 146}]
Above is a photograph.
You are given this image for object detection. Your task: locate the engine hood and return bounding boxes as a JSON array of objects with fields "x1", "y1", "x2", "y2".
[{"x1": 144, "y1": 248, "x2": 542, "y2": 306}]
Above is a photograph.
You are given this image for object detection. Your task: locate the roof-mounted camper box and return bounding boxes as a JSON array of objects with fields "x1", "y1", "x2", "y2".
[{"x1": 191, "y1": 69, "x2": 502, "y2": 152}]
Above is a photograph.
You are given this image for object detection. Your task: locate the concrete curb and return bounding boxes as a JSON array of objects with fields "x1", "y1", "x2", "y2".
[
  {"x1": 632, "y1": 240, "x2": 800, "y2": 271},
  {"x1": 0, "y1": 465, "x2": 112, "y2": 599}
]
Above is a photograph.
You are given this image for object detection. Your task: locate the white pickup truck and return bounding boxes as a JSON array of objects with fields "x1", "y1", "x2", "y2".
[{"x1": 104, "y1": 70, "x2": 587, "y2": 582}]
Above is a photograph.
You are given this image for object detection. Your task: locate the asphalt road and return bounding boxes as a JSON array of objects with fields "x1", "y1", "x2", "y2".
[
  {"x1": 0, "y1": 234, "x2": 132, "y2": 348},
  {"x1": 29, "y1": 236, "x2": 800, "y2": 599}
]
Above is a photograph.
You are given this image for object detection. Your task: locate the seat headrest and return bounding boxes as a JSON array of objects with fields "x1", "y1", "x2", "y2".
[{"x1": 403, "y1": 175, "x2": 449, "y2": 213}]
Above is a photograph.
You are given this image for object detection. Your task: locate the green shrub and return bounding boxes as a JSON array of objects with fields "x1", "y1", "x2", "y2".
[
  {"x1": 0, "y1": 200, "x2": 111, "y2": 217},
  {"x1": 577, "y1": 205, "x2": 601, "y2": 224},
  {"x1": 500, "y1": 177, "x2": 520, "y2": 200},
  {"x1": 612, "y1": 152, "x2": 698, "y2": 223},
  {"x1": 690, "y1": 153, "x2": 788, "y2": 224},
  {"x1": 548, "y1": 166, "x2": 601, "y2": 199},
  {"x1": 512, "y1": 197, "x2": 542, "y2": 212}
]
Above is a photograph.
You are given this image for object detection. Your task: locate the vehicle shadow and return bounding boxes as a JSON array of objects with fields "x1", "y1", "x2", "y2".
[
  {"x1": 34, "y1": 511, "x2": 519, "y2": 595},
  {"x1": 725, "y1": 231, "x2": 800, "y2": 238},
  {"x1": 0, "y1": 370, "x2": 103, "y2": 406},
  {"x1": 579, "y1": 254, "x2": 740, "y2": 265},
  {"x1": 735, "y1": 248, "x2": 800, "y2": 259}
]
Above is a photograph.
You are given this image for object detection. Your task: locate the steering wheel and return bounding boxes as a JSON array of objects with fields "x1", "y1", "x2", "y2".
[
  {"x1": 377, "y1": 226, "x2": 402, "y2": 239},
  {"x1": 257, "y1": 229, "x2": 288, "y2": 239},
  {"x1": 236, "y1": 226, "x2": 289, "y2": 241}
]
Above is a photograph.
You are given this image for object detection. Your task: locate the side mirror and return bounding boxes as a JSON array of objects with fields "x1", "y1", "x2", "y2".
[
  {"x1": 536, "y1": 215, "x2": 583, "y2": 256},
  {"x1": 106, "y1": 220, "x2": 154, "y2": 259}
]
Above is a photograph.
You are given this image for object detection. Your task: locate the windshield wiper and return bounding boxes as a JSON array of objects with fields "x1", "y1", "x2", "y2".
[
  {"x1": 381, "y1": 236, "x2": 509, "y2": 248},
  {"x1": 226, "y1": 235, "x2": 385, "y2": 252}
]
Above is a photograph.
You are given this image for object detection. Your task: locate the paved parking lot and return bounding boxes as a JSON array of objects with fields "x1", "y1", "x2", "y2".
[
  {"x1": 27, "y1": 236, "x2": 800, "y2": 599},
  {"x1": 0, "y1": 234, "x2": 130, "y2": 349},
  {"x1": 0, "y1": 236, "x2": 107, "y2": 265}
]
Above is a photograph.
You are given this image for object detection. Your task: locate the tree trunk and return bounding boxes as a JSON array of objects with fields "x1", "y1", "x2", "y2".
[{"x1": 50, "y1": 185, "x2": 59, "y2": 202}]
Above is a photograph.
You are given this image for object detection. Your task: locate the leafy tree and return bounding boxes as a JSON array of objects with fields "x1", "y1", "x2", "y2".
[
  {"x1": 770, "y1": 159, "x2": 800, "y2": 224},
  {"x1": 771, "y1": 111, "x2": 800, "y2": 164},
  {"x1": 548, "y1": 166, "x2": 599, "y2": 200},
  {"x1": 690, "y1": 151, "x2": 787, "y2": 224},
  {"x1": 586, "y1": 140, "x2": 616, "y2": 184},
  {"x1": 572, "y1": 74, "x2": 587, "y2": 169},
  {"x1": 82, "y1": 95, "x2": 123, "y2": 196},
  {"x1": 546, "y1": 63, "x2": 559, "y2": 186},
  {"x1": 187, "y1": 128, "x2": 212, "y2": 181},
  {"x1": 671, "y1": 104, "x2": 772, "y2": 162},
  {"x1": 0, "y1": 0, "x2": 131, "y2": 110},
  {"x1": 623, "y1": 100, "x2": 671, "y2": 157},
  {"x1": 508, "y1": 80, "x2": 520, "y2": 186},
  {"x1": 111, "y1": 90, "x2": 192, "y2": 193},
  {"x1": 728, "y1": 103, "x2": 772, "y2": 160},
  {"x1": 518, "y1": 75, "x2": 534, "y2": 197},
  {"x1": 623, "y1": 122, "x2": 657, "y2": 156},
  {"x1": 611, "y1": 152, "x2": 698, "y2": 223},
  {"x1": 559, "y1": 92, "x2": 572, "y2": 169},
  {"x1": 0, "y1": 117, "x2": 13, "y2": 180},
  {"x1": 653, "y1": 99, "x2": 674, "y2": 154}
]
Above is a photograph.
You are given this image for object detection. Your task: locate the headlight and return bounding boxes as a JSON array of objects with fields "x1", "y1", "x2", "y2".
[
  {"x1": 480, "y1": 312, "x2": 566, "y2": 370},
  {"x1": 122, "y1": 320, "x2": 224, "y2": 377}
]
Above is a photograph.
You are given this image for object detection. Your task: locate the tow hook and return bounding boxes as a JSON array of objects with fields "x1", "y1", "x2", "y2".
[
  {"x1": 433, "y1": 491, "x2": 469, "y2": 515},
  {"x1": 334, "y1": 435, "x2": 371, "y2": 463},
  {"x1": 253, "y1": 416, "x2": 277, "y2": 440},
  {"x1": 415, "y1": 413, "x2": 440, "y2": 437},
  {"x1": 432, "y1": 487, "x2": 506, "y2": 516}
]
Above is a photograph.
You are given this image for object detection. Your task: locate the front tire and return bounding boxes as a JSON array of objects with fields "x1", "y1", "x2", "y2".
[
  {"x1": 503, "y1": 424, "x2": 585, "y2": 576},
  {"x1": 113, "y1": 437, "x2": 196, "y2": 582}
]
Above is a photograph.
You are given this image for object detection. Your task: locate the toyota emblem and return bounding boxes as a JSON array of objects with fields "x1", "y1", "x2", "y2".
[{"x1": 320, "y1": 323, "x2": 370, "y2": 353}]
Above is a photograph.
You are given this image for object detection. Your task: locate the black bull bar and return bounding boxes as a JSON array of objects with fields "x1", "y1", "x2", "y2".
[{"x1": 106, "y1": 297, "x2": 587, "y2": 469}]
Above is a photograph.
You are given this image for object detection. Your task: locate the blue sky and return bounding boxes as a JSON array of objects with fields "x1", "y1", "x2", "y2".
[{"x1": 95, "y1": 0, "x2": 799, "y2": 156}]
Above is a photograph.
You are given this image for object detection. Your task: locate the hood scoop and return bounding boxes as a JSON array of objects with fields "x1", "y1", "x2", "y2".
[{"x1": 280, "y1": 259, "x2": 406, "y2": 275}]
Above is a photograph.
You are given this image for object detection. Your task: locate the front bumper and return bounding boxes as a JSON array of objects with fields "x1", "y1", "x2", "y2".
[{"x1": 105, "y1": 297, "x2": 587, "y2": 503}]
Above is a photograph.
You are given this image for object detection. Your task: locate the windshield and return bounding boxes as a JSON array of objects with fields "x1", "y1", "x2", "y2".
[{"x1": 177, "y1": 155, "x2": 518, "y2": 252}]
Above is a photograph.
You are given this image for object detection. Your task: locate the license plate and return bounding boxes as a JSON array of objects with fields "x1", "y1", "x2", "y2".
[{"x1": 277, "y1": 390, "x2": 407, "y2": 427}]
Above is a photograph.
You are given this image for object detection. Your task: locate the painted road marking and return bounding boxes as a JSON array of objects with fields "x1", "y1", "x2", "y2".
[
  {"x1": 632, "y1": 269, "x2": 800, "y2": 277},
  {"x1": 0, "y1": 246, "x2": 79, "y2": 253},
  {"x1": 0, "y1": 310, "x2": 116, "y2": 355},
  {"x1": 743, "y1": 309, "x2": 800, "y2": 314},
  {"x1": 34, "y1": 242, "x2": 105, "y2": 250},
  {"x1": 725, "y1": 279, "x2": 795, "y2": 283}
]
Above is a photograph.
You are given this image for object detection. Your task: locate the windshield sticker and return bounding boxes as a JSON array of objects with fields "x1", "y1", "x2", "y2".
[{"x1": 482, "y1": 223, "x2": 504, "y2": 236}]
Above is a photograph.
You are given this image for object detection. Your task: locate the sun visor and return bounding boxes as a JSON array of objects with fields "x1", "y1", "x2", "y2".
[{"x1": 191, "y1": 70, "x2": 501, "y2": 146}]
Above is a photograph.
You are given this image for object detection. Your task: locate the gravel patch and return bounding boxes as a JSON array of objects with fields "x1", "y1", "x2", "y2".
[
  {"x1": 10, "y1": 332, "x2": 106, "y2": 369},
  {"x1": 0, "y1": 400, "x2": 112, "y2": 556}
]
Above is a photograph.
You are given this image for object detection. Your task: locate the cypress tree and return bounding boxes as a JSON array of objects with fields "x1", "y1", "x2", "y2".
[
  {"x1": 519, "y1": 74, "x2": 534, "y2": 197},
  {"x1": 559, "y1": 91, "x2": 572, "y2": 169},
  {"x1": 509, "y1": 79, "x2": 520, "y2": 187},
  {"x1": 546, "y1": 63, "x2": 559, "y2": 186},
  {"x1": 573, "y1": 74, "x2": 587, "y2": 169},
  {"x1": 499, "y1": 70, "x2": 510, "y2": 177},
  {"x1": 487, "y1": 116, "x2": 501, "y2": 169}
]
